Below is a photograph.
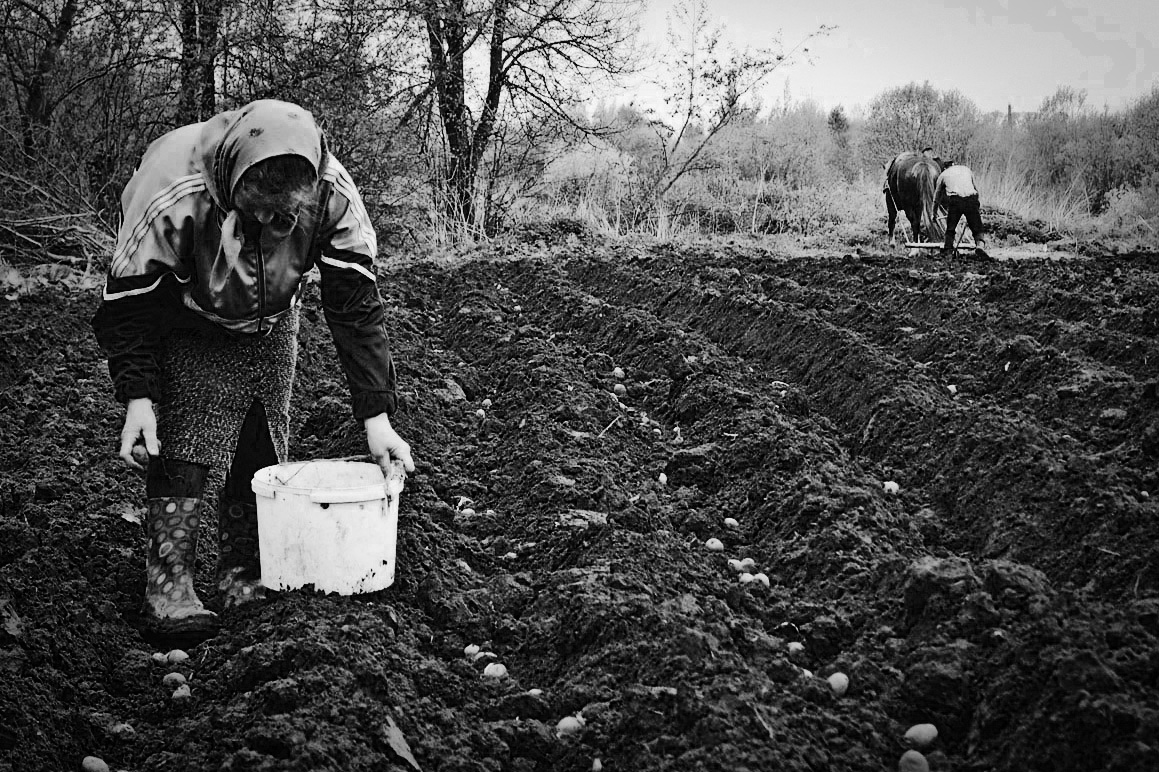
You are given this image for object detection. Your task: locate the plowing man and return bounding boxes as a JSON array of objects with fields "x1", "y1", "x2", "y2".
[
  {"x1": 933, "y1": 161, "x2": 992, "y2": 260},
  {"x1": 91, "y1": 99, "x2": 415, "y2": 644}
]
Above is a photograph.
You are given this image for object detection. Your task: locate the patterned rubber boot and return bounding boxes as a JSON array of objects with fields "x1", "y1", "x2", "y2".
[
  {"x1": 216, "y1": 496, "x2": 266, "y2": 609},
  {"x1": 142, "y1": 497, "x2": 219, "y2": 644}
]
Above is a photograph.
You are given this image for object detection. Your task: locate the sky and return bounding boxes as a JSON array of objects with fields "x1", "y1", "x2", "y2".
[{"x1": 626, "y1": 0, "x2": 1159, "y2": 115}]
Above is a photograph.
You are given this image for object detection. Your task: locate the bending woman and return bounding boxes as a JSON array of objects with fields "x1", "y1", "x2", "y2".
[{"x1": 92, "y1": 99, "x2": 414, "y2": 643}]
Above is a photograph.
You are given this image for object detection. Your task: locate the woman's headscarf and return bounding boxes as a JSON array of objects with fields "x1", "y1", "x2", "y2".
[
  {"x1": 197, "y1": 99, "x2": 326, "y2": 210},
  {"x1": 194, "y1": 100, "x2": 327, "y2": 257}
]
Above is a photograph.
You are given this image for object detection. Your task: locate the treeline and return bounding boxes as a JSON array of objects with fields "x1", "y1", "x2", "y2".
[
  {"x1": 538, "y1": 82, "x2": 1159, "y2": 238},
  {"x1": 2, "y1": 0, "x2": 1156, "y2": 248}
]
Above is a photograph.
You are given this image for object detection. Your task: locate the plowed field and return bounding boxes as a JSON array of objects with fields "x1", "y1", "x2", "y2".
[{"x1": 3, "y1": 237, "x2": 1159, "y2": 772}]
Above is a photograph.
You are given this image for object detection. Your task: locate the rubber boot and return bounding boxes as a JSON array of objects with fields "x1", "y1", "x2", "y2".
[
  {"x1": 216, "y1": 496, "x2": 266, "y2": 608},
  {"x1": 142, "y1": 497, "x2": 219, "y2": 645}
]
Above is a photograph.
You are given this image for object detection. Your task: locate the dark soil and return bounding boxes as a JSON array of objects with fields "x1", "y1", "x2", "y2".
[{"x1": 3, "y1": 234, "x2": 1159, "y2": 772}]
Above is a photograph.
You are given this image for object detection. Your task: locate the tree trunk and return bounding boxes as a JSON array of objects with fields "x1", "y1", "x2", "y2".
[
  {"x1": 23, "y1": 0, "x2": 79, "y2": 155},
  {"x1": 425, "y1": 0, "x2": 475, "y2": 226},
  {"x1": 179, "y1": 0, "x2": 225, "y2": 122}
]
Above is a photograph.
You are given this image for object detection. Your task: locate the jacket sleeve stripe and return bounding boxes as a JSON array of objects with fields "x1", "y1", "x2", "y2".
[
  {"x1": 111, "y1": 174, "x2": 205, "y2": 277},
  {"x1": 103, "y1": 272, "x2": 191, "y2": 301},
  {"x1": 319, "y1": 255, "x2": 376, "y2": 282},
  {"x1": 322, "y1": 161, "x2": 377, "y2": 258}
]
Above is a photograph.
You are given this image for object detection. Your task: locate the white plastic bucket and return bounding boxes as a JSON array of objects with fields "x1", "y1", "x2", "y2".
[{"x1": 252, "y1": 459, "x2": 406, "y2": 595}]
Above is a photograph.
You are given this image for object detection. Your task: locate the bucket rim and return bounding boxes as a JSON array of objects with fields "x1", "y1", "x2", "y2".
[{"x1": 252, "y1": 460, "x2": 388, "y2": 503}]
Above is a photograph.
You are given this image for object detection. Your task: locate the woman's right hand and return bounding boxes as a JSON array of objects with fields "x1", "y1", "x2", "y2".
[{"x1": 120, "y1": 397, "x2": 160, "y2": 471}]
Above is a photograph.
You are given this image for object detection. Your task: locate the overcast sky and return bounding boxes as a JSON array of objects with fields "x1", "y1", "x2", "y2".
[{"x1": 631, "y1": 0, "x2": 1159, "y2": 115}]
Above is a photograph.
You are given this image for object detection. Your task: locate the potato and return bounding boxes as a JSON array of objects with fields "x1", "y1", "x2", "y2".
[
  {"x1": 162, "y1": 672, "x2": 187, "y2": 688},
  {"x1": 482, "y1": 663, "x2": 508, "y2": 679},
  {"x1": 898, "y1": 750, "x2": 929, "y2": 772},
  {"x1": 705, "y1": 538, "x2": 725, "y2": 552},
  {"x1": 827, "y1": 672, "x2": 849, "y2": 697},
  {"x1": 81, "y1": 757, "x2": 109, "y2": 772},
  {"x1": 904, "y1": 723, "x2": 938, "y2": 748},
  {"x1": 556, "y1": 715, "x2": 585, "y2": 737}
]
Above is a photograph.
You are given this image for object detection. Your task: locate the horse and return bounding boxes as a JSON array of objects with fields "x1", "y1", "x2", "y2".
[{"x1": 884, "y1": 150, "x2": 947, "y2": 247}]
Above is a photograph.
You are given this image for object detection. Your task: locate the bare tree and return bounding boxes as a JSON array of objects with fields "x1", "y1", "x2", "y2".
[
  {"x1": 1, "y1": 0, "x2": 176, "y2": 217},
  {"x1": 2, "y1": 0, "x2": 81, "y2": 153},
  {"x1": 177, "y1": 0, "x2": 224, "y2": 122},
  {"x1": 419, "y1": 0, "x2": 641, "y2": 234},
  {"x1": 861, "y1": 81, "x2": 981, "y2": 166},
  {"x1": 627, "y1": 0, "x2": 830, "y2": 227}
]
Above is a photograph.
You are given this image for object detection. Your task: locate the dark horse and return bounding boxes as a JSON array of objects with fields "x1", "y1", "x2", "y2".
[{"x1": 884, "y1": 150, "x2": 946, "y2": 247}]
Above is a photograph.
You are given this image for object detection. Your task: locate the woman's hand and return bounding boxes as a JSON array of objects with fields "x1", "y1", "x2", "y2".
[
  {"x1": 120, "y1": 397, "x2": 160, "y2": 471},
  {"x1": 364, "y1": 413, "x2": 415, "y2": 474}
]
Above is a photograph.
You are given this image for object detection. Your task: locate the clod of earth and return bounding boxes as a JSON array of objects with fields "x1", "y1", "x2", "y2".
[{"x1": 6, "y1": 242, "x2": 1159, "y2": 772}]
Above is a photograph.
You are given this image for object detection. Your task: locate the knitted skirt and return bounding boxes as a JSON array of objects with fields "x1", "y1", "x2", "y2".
[{"x1": 156, "y1": 306, "x2": 299, "y2": 477}]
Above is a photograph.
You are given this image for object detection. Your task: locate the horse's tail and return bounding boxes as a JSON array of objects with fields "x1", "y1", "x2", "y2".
[{"x1": 917, "y1": 161, "x2": 943, "y2": 240}]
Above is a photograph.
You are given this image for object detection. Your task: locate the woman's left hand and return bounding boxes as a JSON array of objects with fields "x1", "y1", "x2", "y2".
[{"x1": 364, "y1": 413, "x2": 415, "y2": 474}]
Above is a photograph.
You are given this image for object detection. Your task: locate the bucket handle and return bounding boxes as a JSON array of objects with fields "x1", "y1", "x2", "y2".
[
  {"x1": 307, "y1": 459, "x2": 406, "y2": 503},
  {"x1": 310, "y1": 484, "x2": 390, "y2": 504},
  {"x1": 252, "y1": 458, "x2": 407, "y2": 503}
]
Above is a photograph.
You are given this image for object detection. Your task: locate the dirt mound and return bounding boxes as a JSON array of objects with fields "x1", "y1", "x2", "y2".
[{"x1": 3, "y1": 241, "x2": 1159, "y2": 772}]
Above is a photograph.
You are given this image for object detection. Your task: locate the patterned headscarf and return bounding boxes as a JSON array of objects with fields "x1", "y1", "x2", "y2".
[
  {"x1": 197, "y1": 99, "x2": 326, "y2": 210},
  {"x1": 194, "y1": 100, "x2": 326, "y2": 257}
]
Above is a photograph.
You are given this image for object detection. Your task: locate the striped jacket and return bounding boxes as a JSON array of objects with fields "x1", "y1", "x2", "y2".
[{"x1": 91, "y1": 103, "x2": 396, "y2": 419}]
